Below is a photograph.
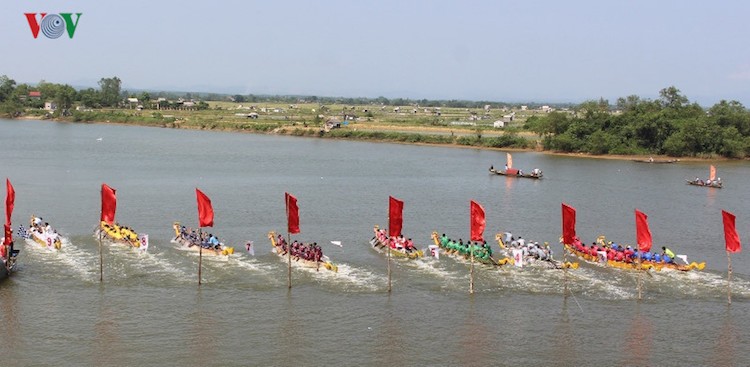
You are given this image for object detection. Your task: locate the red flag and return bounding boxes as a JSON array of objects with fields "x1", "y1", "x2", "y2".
[
  {"x1": 389, "y1": 196, "x2": 404, "y2": 238},
  {"x1": 470, "y1": 200, "x2": 485, "y2": 242},
  {"x1": 562, "y1": 203, "x2": 576, "y2": 245},
  {"x1": 196, "y1": 189, "x2": 214, "y2": 227},
  {"x1": 635, "y1": 209, "x2": 653, "y2": 253},
  {"x1": 722, "y1": 210, "x2": 741, "y2": 253},
  {"x1": 5, "y1": 179, "x2": 15, "y2": 226},
  {"x1": 100, "y1": 183, "x2": 117, "y2": 225},
  {"x1": 285, "y1": 192, "x2": 300, "y2": 234}
]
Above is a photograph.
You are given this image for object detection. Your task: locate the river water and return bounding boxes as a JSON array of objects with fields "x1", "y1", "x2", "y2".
[{"x1": 0, "y1": 119, "x2": 748, "y2": 366}]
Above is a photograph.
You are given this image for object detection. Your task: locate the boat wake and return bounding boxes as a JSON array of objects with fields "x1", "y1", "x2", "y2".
[
  {"x1": 128, "y1": 250, "x2": 190, "y2": 282},
  {"x1": 302, "y1": 263, "x2": 381, "y2": 292},
  {"x1": 24, "y1": 237, "x2": 99, "y2": 282},
  {"x1": 409, "y1": 257, "x2": 462, "y2": 280}
]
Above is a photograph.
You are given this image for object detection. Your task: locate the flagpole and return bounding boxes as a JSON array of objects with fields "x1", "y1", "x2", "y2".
[
  {"x1": 637, "y1": 251, "x2": 643, "y2": 301},
  {"x1": 727, "y1": 251, "x2": 732, "y2": 305},
  {"x1": 286, "y1": 194, "x2": 292, "y2": 290},
  {"x1": 198, "y1": 227, "x2": 202, "y2": 286},
  {"x1": 387, "y1": 241, "x2": 392, "y2": 293},
  {"x1": 98, "y1": 228, "x2": 103, "y2": 283},
  {"x1": 563, "y1": 244, "x2": 568, "y2": 298},
  {"x1": 470, "y1": 241, "x2": 475, "y2": 295}
]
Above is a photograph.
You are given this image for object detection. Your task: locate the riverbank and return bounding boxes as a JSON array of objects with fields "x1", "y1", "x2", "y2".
[{"x1": 16, "y1": 113, "x2": 733, "y2": 163}]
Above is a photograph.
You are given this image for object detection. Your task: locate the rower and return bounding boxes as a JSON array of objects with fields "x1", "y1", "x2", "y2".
[{"x1": 662, "y1": 246, "x2": 675, "y2": 261}]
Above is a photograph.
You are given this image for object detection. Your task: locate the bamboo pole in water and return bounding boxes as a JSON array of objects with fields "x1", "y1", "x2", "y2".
[
  {"x1": 727, "y1": 252, "x2": 733, "y2": 305},
  {"x1": 198, "y1": 229, "x2": 202, "y2": 286},
  {"x1": 470, "y1": 242, "x2": 475, "y2": 294},
  {"x1": 387, "y1": 240, "x2": 392, "y2": 293},
  {"x1": 637, "y1": 251, "x2": 643, "y2": 301},
  {"x1": 287, "y1": 232, "x2": 292, "y2": 289},
  {"x1": 98, "y1": 229, "x2": 103, "y2": 283},
  {"x1": 563, "y1": 245, "x2": 568, "y2": 298}
]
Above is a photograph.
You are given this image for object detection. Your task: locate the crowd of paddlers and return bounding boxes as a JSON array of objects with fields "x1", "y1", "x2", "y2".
[
  {"x1": 501, "y1": 232, "x2": 553, "y2": 261},
  {"x1": 176, "y1": 225, "x2": 224, "y2": 250},
  {"x1": 437, "y1": 233, "x2": 493, "y2": 261},
  {"x1": 101, "y1": 221, "x2": 139, "y2": 243},
  {"x1": 274, "y1": 234, "x2": 323, "y2": 262},
  {"x1": 374, "y1": 228, "x2": 418, "y2": 253},
  {"x1": 570, "y1": 236, "x2": 677, "y2": 263}
]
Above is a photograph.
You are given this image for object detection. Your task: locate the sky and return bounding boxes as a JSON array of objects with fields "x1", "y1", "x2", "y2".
[{"x1": 1, "y1": 0, "x2": 749, "y2": 105}]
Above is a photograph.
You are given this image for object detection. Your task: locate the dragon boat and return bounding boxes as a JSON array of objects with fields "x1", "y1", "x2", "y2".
[
  {"x1": 172, "y1": 222, "x2": 234, "y2": 257},
  {"x1": 370, "y1": 225, "x2": 423, "y2": 259},
  {"x1": 563, "y1": 236, "x2": 705, "y2": 272},
  {"x1": 27, "y1": 215, "x2": 62, "y2": 250},
  {"x1": 268, "y1": 231, "x2": 338, "y2": 272}
]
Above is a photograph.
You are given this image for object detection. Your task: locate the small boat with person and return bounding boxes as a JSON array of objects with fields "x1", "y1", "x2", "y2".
[
  {"x1": 686, "y1": 165, "x2": 722, "y2": 188},
  {"x1": 25, "y1": 215, "x2": 62, "y2": 250},
  {"x1": 172, "y1": 222, "x2": 234, "y2": 256},
  {"x1": 370, "y1": 225, "x2": 423, "y2": 259},
  {"x1": 489, "y1": 153, "x2": 542, "y2": 179},
  {"x1": 632, "y1": 157, "x2": 679, "y2": 164},
  {"x1": 268, "y1": 231, "x2": 338, "y2": 272}
]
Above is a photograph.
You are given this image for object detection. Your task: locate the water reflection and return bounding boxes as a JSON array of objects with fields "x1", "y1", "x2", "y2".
[
  {"x1": 93, "y1": 287, "x2": 122, "y2": 365},
  {"x1": 456, "y1": 297, "x2": 491, "y2": 365},
  {"x1": 620, "y1": 305, "x2": 653, "y2": 367},
  {"x1": 551, "y1": 298, "x2": 578, "y2": 365},
  {"x1": 0, "y1": 285, "x2": 22, "y2": 362},
  {"x1": 708, "y1": 308, "x2": 737, "y2": 366},
  {"x1": 277, "y1": 292, "x2": 304, "y2": 364},
  {"x1": 373, "y1": 297, "x2": 406, "y2": 365},
  {"x1": 186, "y1": 289, "x2": 217, "y2": 366}
]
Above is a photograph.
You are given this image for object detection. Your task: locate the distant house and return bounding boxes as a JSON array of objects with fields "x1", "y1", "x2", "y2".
[
  {"x1": 127, "y1": 97, "x2": 138, "y2": 104},
  {"x1": 502, "y1": 113, "x2": 515, "y2": 123},
  {"x1": 493, "y1": 120, "x2": 505, "y2": 128},
  {"x1": 44, "y1": 102, "x2": 57, "y2": 111},
  {"x1": 521, "y1": 105, "x2": 528, "y2": 111},
  {"x1": 28, "y1": 91, "x2": 42, "y2": 99},
  {"x1": 541, "y1": 105, "x2": 551, "y2": 112}
]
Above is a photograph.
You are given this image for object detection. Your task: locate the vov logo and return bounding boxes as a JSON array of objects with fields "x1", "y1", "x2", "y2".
[{"x1": 24, "y1": 13, "x2": 82, "y2": 39}]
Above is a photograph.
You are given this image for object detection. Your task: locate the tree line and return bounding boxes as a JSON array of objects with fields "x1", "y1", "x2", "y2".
[{"x1": 524, "y1": 87, "x2": 750, "y2": 158}]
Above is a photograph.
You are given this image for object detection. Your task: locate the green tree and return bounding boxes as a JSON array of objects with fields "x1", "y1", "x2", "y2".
[
  {"x1": 98, "y1": 76, "x2": 122, "y2": 107},
  {"x1": 0, "y1": 75, "x2": 16, "y2": 102},
  {"x1": 659, "y1": 86, "x2": 689, "y2": 109}
]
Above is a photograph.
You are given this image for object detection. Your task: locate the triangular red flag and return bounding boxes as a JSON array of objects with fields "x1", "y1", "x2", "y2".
[
  {"x1": 722, "y1": 210, "x2": 741, "y2": 253},
  {"x1": 562, "y1": 203, "x2": 576, "y2": 245},
  {"x1": 635, "y1": 209, "x2": 653, "y2": 253},
  {"x1": 100, "y1": 183, "x2": 117, "y2": 225},
  {"x1": 389, "y1": 196, "x2": 404, "y2": 238},
  {"x1": 470, "y1": 200, "x2": 485, "y2": 242},
  {"x1": 5, "y1": 179, "x2": 15, "y2": 226},
  {"x1": 196, "y1": 188, "x2": 214, "y2": 227},
  {"x1": 285, "y1": 192, "x2": 300, "y2": 234}
]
